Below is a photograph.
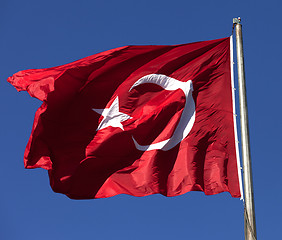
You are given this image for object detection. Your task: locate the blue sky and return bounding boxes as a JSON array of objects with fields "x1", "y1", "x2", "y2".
[{"x1": 1, "y1": 0, "x2": 281, "y2": 239}]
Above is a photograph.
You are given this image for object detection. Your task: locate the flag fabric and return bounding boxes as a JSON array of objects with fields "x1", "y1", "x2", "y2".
[{"x1": 8, "y1": 37, "x2": 242, "y2": 199}]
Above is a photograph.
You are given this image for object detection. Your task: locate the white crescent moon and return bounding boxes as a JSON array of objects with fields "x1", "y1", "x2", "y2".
[{"x1": 130, "y1": 74, "x2": 195, "y2": 151}]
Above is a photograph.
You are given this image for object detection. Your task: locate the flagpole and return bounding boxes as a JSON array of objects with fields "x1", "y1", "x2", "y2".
[{"x1": 233, "y1": 17, "x2": 257, "y2": 240}]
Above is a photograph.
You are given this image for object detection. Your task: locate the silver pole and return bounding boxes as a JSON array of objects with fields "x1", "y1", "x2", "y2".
[{"x1": 233, "y1": 17, "x2": 257, "y2": 240}]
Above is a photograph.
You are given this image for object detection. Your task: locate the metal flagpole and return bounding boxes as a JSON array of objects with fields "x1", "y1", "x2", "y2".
[{"x1": 233, "y1": 17, "x2": 257, "y2": 240}]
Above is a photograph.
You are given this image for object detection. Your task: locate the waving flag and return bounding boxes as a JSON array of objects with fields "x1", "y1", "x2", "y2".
[{"x1": 8, "y1": 37, "x2": 242, "y2": 199}]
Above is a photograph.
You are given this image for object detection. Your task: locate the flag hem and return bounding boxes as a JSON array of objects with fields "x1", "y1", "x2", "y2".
[{"x1": 230, "y1": 35, "x2": 244, "y2": 200}]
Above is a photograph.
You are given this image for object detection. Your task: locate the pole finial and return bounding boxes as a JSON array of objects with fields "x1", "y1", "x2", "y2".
[
  {"x1": 232, "y1": 17, "x2": 241, "y2": 35},
  {"x1": 233, "y1": 17, "x2": 241, "y2": 24}
]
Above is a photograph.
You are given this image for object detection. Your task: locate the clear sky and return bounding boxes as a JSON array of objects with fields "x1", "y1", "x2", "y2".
[{"x1": 1, "y1": 0, "x2": 281, "y2": 239}]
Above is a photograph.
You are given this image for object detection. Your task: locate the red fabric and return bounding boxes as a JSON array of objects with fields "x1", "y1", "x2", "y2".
[{"x1": 8, "y1": 37, "x2": 241, "y2": 199}]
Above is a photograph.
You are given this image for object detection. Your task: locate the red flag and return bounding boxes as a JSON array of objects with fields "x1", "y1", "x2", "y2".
[{"x1": 8, "y1": 37, "x2": 242, "y2": 199}]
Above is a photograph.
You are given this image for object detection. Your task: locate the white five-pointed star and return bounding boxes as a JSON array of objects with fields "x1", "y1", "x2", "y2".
[{"x1": 92, "y1": 96, "x2": 132, "y2": 131}]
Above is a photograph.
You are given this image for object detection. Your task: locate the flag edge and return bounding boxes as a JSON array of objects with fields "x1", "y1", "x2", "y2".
[{"x1": 230, "y1": 35, "x2": 244, "y2": 200}]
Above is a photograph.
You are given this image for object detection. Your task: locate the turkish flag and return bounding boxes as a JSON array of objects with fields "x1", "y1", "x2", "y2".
[{"x1": 8, "y1": 37, "x2": 242, "y2": 199}]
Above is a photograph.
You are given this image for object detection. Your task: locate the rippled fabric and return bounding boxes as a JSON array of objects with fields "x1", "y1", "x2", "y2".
[{"x1": 8, "y1": 37, "x2": 241, "y2": 199}]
